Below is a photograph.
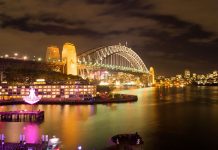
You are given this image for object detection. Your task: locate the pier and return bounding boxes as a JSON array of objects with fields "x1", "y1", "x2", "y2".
[
  {"x1": 0, "y1": 134, "x2": 49, "y2": 150},
  {"x1": 0, "y1": 110, "x2": 44, "y2": 122},
  {"x1": 0, "y1": 143, "x2": 47, "y2": 150}
]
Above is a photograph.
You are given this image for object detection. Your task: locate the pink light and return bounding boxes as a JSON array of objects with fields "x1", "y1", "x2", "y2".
[{"x1": 23, "y1": 124, "x2": 40, "y2": 143}]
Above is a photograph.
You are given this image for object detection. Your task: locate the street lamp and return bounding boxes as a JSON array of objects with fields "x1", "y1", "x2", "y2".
[
  {"x1": 4, "y1": 54, "x2": 9, "y2": 58},
  {"x1": 37, "y1": 57, "x2": 42, "y2": 61},
  {"x1": 14, "y1": 53, "x2": 18, "y2": 59},
  {"x1": 78, "y1": 145, "x2": 82, "y2": 150},
  {"x1": 23, "y1": 56, "x2": 28, "y2": 60}
]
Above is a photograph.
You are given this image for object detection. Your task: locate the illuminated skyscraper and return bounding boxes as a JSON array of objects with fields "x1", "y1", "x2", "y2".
[
  {"x1": 149, "y1": 67, "x2": 155, "y2": 85},
  {"x1": 46, "y1": 46, "x2": 60, "y2": 62},
  {"x1": 184, "y1": 69, "x2": 191, "y2": 79},
  {"x1": 213, "y1": 71, "x2": 217, "y2": 77},
  {"x1": 62, "y1": 43, "x2": 78, "y2": 75}
]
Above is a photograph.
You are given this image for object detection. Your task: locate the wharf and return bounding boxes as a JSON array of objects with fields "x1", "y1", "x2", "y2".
[
  {"x1": 0, "y1": 133, "x2": 49, "y2": 150},
  {"x1": 0, "y1": 94, "x2": 138, "y2": 105},
  {"x1": 0, "y1": 142, "x2": 47, "y2": 150},
  {"x1": 0, "y1": 110, "x2": 44, "y2": 122}
]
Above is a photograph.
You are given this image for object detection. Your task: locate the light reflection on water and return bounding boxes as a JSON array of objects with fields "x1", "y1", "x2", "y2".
[
  {"x1": 23, "y1": 123, "x2": 40, "y2": 143},
  {"x1": 1, "y1": 86, "x2": 218, "y2": 149}
]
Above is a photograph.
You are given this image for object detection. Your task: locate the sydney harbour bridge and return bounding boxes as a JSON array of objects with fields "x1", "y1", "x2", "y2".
[{"x1": 46, "y1": 43, "x2": 155, "y2": 86}]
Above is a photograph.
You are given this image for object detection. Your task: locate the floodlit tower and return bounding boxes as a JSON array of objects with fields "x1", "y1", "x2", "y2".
[
  {"x1": 149, "y1": 67, "x2": 155, "y2": 85},
  {"x1": 62, "y1": 43, "x2": 78, "y2": 75},
  {"x1": 46, "y1": 46, "x2": 60, "y2": 62},
  {"x1": 213, "y1": 70, "x2": 217, "y2": 77},
  {"x1": 184, "y1": 69, "x2": 191, "y2": 79}
]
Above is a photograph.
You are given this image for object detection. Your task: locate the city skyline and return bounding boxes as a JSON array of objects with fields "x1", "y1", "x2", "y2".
[{"x1": 0, "y1": 0, "x2": 218, "y2": 76}]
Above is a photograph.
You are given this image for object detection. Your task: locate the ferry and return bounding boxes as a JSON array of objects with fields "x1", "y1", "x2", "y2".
[{"x1": 111, "y1": 132, "x2": 144, "y2": 145}]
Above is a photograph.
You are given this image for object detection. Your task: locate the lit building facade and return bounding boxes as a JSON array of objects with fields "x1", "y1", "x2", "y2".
[
  {"x1": 149, "y1": 67, "x2": 155, "y2": 85},
  {"x1": 213, "y1": 71, "x2": 218, "y2": 77},
  {"x1": 46, "y1": 46, "x2": 60, "y2": 62},
  {"x1": 156, "y1": 70, "x2": 218, "y2": 87},
  {"x1": 62, "y1": 43, "x2": 78, "y2": 76},
  {"x1": 176, "y1": 74, "x2": 182, "y2": 79},
  {"x1": 0, "y1": 84, "x2": 96, "y2": 100},
  {"x1": 184, "y1": 69, "x2": 191, "y2": 79}
]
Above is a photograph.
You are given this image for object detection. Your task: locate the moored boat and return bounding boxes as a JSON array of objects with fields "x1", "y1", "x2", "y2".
[{"x1": 111, "y1": 132, "x2": 143, "y2": 145}]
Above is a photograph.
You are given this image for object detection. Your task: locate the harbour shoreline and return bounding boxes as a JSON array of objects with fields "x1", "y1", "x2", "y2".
[{"x1": 0, "y1": 94, "x2": 138, "y2": 105}]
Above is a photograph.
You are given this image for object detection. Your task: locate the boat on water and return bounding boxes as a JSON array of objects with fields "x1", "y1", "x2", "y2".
[
  {"x1": 111, "y1": 133, "x2": 144, "y2": 145},
  {"x1": 47, "y1": 136, "x2": 61, "y2": 150}
]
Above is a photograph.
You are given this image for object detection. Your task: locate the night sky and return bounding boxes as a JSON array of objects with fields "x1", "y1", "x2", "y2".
[{"x1": 0, "y1": 0, "x2": 218, "y2": 76}]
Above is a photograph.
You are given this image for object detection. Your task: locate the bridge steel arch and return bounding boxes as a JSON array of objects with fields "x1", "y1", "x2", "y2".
[{"x1": 77, "y1": 45, "x2": 149, "y2": 75}]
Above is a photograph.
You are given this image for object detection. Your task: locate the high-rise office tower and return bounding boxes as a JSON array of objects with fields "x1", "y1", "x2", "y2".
[
  {"x1": 213, "y1": 71, "x2": 217, "y2": 77},
  {"x1": 184, "y1": 69, "x2": 191, "y2": 79},
  {"x1": 149, "y1": 67, "x2": 155, "y2": 85}
]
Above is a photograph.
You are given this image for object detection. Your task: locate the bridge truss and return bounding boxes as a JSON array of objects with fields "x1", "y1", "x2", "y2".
[{"x1": 77, "y1": 45, "x2": 149, "y2": 76}]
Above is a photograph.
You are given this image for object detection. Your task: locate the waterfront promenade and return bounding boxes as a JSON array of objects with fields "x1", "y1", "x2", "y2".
[{"x1": 0, "y1": 94, "x2": 138, "y2": 105}]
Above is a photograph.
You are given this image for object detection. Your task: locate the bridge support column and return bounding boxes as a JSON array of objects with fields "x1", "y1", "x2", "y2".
[{"x1": 62, "y1": 43, "x2": 78, "y2": 75}]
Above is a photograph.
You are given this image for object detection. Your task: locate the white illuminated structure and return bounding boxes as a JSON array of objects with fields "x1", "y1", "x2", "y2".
[
  {"x1": 23, "y1": 87, "x2": 41, "y2": 104},
  {"x1": 48, "y1": 136, "x2": 60, "y2": 149}
]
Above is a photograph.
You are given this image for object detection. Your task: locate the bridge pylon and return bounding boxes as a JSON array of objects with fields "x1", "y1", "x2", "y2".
[{"x1": 62, "y1": 43, "x2": 78, "y2": 76}]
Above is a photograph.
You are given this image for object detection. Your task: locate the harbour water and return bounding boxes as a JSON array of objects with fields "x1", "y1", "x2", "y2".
[{"x1": 1, "y1": 86, "x2": 218, "y2": 149}]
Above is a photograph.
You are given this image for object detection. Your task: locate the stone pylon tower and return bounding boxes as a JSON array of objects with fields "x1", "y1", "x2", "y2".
[
  {"x1": 46, "y1": 46, "x2": 60, "y2": 62},
  {"x1": 62, "y1": 43, "x2": 78, "y2": 75}
]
